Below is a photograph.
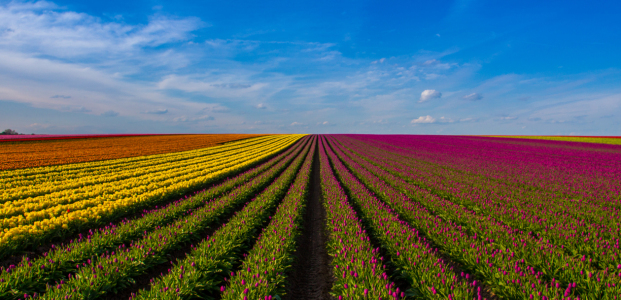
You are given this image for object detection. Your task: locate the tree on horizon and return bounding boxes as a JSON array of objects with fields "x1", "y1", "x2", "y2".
[{"x1": 1, "y1": 129, "x2": 19, "y2": 135}]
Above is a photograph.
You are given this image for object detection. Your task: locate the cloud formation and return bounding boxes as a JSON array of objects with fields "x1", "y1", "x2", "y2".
[
  {"x1": 463, "y1": 93, "x2": 483, "y2": 101},
  {"x1": 0, "y1": 1, "x2": 619, "y2": 135},
  {"x1": 419, "y1": 89, "x2": 442, "y2": 103},
  {"x1": 411, "y1": 115, "x2": 436, "y2": 124}
]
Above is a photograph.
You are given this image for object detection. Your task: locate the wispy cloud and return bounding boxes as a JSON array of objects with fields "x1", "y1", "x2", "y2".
[
  {"x1": 463, "y1": 92, "x2": 483, "y2": 101},
  {"x1": 0, "y1": 2, "x2": 205, "y2": 59}
]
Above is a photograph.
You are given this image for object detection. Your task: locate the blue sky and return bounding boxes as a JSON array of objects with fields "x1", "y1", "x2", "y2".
[{"x1": 0, "y1": 0, "x2": 619, "y2": 135}]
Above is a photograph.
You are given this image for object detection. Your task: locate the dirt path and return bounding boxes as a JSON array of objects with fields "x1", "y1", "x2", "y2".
[{"x1": 285, "y1": 141, "x2": 334, "y2": 300}]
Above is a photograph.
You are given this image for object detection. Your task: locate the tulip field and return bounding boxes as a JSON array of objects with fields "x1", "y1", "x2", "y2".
[{"x1": 0, "y1": 134, "x2": 620, "y2": 299}]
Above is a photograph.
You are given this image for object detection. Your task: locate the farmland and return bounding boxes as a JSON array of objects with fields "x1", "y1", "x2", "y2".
[{"x1": 0, "y1": 134, "x2": 620, "y2": 299}]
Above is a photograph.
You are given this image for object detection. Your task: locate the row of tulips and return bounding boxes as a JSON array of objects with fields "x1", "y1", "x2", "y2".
[
  {"x1": 2, "y1": 134, "x2": 276, "y2": 182},
  {"x1": 0, "y1": 135, "x2": 294, "y2": 219},
  {"x1": 337, "y1": 136, "x2": 621, "y2": 271},
  {"x1": 0, "y1": 133, "x2": 265, "y2": 171},
  {"x1": 37, "y1": 138, "x2": 311, "y2": 300},
  {"x1": 317, "y1": 137, "x2": 396, "y2": 299},
  {"x1": 346, "y1": 135, "x2": 621, "y2": 209},
  {"x1": 323, "y1": 137, "x2": 474, "y2": 299},
  {"x1": 221, "y1": 135, "x2": 317, "y2": 299},
  {"x1": 39, "y1": 137, "x2": 311, "y2": 300},
  {"x1": 338, "y1": 135, "x2": 611, "y2": 226},
  {"x1": 0, "y1": 135, "x2": 303, "y2": 257},
  {"x1": 355, "y1": 136, "x2": 621, "y2": 271},
  {"x1": 2, "y1": 135, "x2": 282, "y2": 195},
  {"x1": 328, "y1": 136, "x2": 621, "y2": 298},
  {"x1": 129, "y1": 134, "x2": 314, "y2": 299},
  {"x1": 360, "y1": 135, "x2": 621, "y2": 236},
  {"x1": 0, "y1": 136, "x2": 309, "y2": 300},
  {"x1": 341, "y1": 135, "x2": 619, "y2": 233}
]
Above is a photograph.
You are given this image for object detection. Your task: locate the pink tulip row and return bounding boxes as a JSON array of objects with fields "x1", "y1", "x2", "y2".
[
  {"x1": 328, "y1": 136, "x2": 621, "y2": 298},
  {"x1": 324, "y1": 136, "x2": 476, "y2": 299},
  {"x1": 333, "y1": 135, "x2": 621, "y2": 299},
  {"x1": 349, "y1": 135, "x2": 621, "y2": 207},
  {"x1": 338, "y1": 135, "x2": 621, "y2": 271},
  {"x1": 346, "y1": 135, "x2": 621, "y2": 231},
  {"x1": 317, "y1": 137, "x2": 396, "y2": 299}
]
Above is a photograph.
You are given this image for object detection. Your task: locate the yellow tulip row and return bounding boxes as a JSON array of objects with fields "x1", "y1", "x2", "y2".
[
  {"x1": 0, "y1": 135, "x2": 298, "y2": 224},
  {"x1": 0, "y1": 134, "x2": 304, "y2": 250},
  {"x1": 1, "y1": 135, "x2": 278, "y2": 191},
  {"x1": 0, "y1": 136, "x2": 292, "y2": 211}
]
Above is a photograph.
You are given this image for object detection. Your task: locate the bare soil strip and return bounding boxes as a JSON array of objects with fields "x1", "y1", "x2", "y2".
[{"x1": 285, "y1": 142, "x2": 335, "y2": 300}]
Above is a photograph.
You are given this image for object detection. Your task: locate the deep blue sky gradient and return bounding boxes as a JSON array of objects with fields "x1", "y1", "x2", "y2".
[{"x1": 0, "y1": 0, "x2": 619, "y2": 134}]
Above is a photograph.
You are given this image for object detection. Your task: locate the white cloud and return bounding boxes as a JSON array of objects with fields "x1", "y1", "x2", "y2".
[
  {"x1": 290, "y1": 122, "x2": 303, "y2": 126},
  {"x1": 255, "y1": 103, "x2": 267, "y2": 109},
  {"x1": 419, "y1": 89, "x2": 441, "y2": 102},
  {"x1": 411, "y1": 115, "x2": 436, "y2": 124},
  {"x1": 463, "y1": 93, "x2": 483, "y2": 101}
]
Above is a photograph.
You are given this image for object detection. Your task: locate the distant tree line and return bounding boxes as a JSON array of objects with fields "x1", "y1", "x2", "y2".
[
  {"x1": 1, "y1": 129, "x2": 19, "y2": 135},
  {"x1": 1, "y1": 129, "x2": 37, "y2": 135}
]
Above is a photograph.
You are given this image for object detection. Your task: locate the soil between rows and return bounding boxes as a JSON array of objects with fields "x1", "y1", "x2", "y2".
[{"x1": 284, "y1": 141, "x2": 335, "y2": 300}]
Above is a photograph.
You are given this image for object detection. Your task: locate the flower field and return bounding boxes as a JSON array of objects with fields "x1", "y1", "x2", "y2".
[
  {"x1": 1, "y1": 134, "x2": 620, "y2": 299},
  {"x1": 0, "y1": 134, "x2": 265, "y2": 170},
  {"x1": 490, "y1": 135, "x2": 621, "y2": 145}
]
